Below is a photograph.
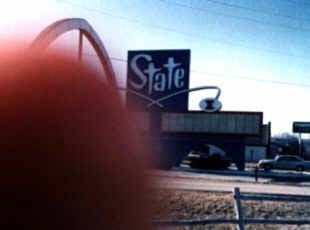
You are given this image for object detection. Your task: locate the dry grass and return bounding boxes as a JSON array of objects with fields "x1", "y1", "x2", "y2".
[{"x1": 153, "y1": 189, "x2": 310, "y2": 230}]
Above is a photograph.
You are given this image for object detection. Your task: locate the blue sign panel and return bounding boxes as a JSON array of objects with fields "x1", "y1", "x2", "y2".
[
  {"x1": 293, "y1": 122, "x2": 310, "y2": 133},
  {"x1": 127, "y1": 50, "x2": 190, "y2": 111}
]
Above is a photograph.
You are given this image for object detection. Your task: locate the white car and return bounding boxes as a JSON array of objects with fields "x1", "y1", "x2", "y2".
[{"x1": 258, "y1": 155, "x2": 310, "y2": 172}]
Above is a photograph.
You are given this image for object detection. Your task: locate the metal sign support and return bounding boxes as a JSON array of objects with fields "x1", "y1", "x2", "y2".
[{"x1": 298, "y1": 133, "x2": 302, "y2": 157}]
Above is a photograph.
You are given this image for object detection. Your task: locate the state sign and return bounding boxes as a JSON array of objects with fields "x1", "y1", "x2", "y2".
[{"x1": 127, "y1": 50, "x2": 190, "y2": 111}]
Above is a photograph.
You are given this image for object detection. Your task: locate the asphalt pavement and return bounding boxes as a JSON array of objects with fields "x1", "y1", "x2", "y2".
[
  {"x1": 175, "y1": 164, "x2": 310, "y2": 182},
  {"x1": 151, "y1": 168, "x2": 310, "y2": 196}
]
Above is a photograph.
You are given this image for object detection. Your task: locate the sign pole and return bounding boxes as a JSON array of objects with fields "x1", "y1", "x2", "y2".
[
  {"x1": 298, "y1": 133, "x2": 302, "y2": 158},
  {"x1": 292, "y1": 122, "x2": 310, "y2": 158}
]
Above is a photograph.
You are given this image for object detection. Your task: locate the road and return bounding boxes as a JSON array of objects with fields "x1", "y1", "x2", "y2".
[{"x1": 152, "y1": 170, "x2": 310, "y2": 196}]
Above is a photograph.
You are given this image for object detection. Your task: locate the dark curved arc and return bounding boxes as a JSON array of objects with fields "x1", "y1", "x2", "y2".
[
  {"x1": 30, "y1": 19, "x2": 77, "y2": 49},
  {"x1": 80, "y1": 29, "x2": 116, "y2": 86},
  {"x1": 30, "y1": 18, "x2": 116, "y2": 86}
]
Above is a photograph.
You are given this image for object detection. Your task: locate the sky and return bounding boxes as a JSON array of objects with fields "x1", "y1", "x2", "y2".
[{"x1": 1, "y1": 0, "x2": 310, "y2": 135}]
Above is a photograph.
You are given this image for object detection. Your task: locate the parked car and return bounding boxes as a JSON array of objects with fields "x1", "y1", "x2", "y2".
[
  {"x1": 257, "y1": 155, "x2": 310, "y2": 172},
  {"x1": 181, "y1": 144, "x2": 231, "y2": 170}
]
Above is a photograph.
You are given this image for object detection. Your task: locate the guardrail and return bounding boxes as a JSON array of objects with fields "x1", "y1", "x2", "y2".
[{"x1": 154, "y1": 187, "x2": 310, "y2": 229}]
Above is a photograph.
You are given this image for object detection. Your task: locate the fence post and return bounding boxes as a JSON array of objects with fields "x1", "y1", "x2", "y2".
[{"x1": 233, "y1": 187, "x2": 244, "y2": 230}]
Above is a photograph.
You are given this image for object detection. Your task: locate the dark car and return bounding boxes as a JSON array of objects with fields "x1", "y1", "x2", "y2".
[{"x1": 181, "y1": 144, "x2": 231, "y2": 170}]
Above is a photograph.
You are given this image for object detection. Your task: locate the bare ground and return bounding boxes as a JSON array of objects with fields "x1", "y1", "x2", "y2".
[{"x1": 153, "y1": 189, "x2": 310, "y2": 230}]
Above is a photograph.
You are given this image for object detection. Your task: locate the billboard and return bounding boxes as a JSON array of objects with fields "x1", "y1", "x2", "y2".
[
  {"x1": 293, "y1": 122, "x2": 310, "y2": 133},
  {"x1": 127, "y1": 50, "x2": 190, "y2": 110},
  {"x1": 161, "y1": 111, "x2": 263, "y2": 136}
]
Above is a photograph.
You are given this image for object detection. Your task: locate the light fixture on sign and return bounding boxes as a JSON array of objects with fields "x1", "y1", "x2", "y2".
[
  {"x1": 199, "y1": 98, "x2": 222, "y2": 112},
  {"x1": 199, "y1": 86, "x2": 222, "y2": 112}
]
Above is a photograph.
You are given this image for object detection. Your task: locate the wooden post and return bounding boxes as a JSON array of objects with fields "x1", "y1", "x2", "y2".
[{"x1": 233, "y1": 187, "x2": 244, "y2": 230}]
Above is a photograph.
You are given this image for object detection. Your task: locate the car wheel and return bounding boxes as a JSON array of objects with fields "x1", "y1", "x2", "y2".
[
  {"x1": 190, "y1": 160, "x2": 202, "y2": 169},
  {"x1": 296, "y1": 165, "x2": 304, "y2": 172},
  {"x1": 264, "y1": 164, "x2": 272, "y2": 172}
]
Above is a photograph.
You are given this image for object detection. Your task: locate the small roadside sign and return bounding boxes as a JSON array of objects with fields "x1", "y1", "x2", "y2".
[{"x1": 293, "y1": 122, "x2": 310, "y2": 133}]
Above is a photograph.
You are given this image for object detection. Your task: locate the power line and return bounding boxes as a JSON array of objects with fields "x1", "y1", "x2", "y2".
[
  {"x1": 280, "y1": 0, "x2": 310, "y2": 7},
  {"x1": 30, "y1": 41, "x2": 310, "y2": 89},
  {"x1": 56, "y1": 0, "x2": 310, "y2": 61},
  {"x1": 177, "y1": 0, "x2": 310, "y2": 23},
  {"x1": 25, "y1": 20, "x2": 309, "y2": 90},
  {"x1": 159, "y1": 0, "x2": 310, "y2": 33},
  {"x1": 36, "y1": 45, "x2": 310, "y2": 89},
  {"x1": 191, "y1": 69, "x2": 310, "y2": 88},
  {"x1": 82, "y1": 54, "x2": 310, "y2": 89}
]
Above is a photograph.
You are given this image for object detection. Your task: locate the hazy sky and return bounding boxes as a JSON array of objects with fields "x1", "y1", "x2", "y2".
[{"x1": 1, "y1": 0, "x2": 310, "y2": 135}]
